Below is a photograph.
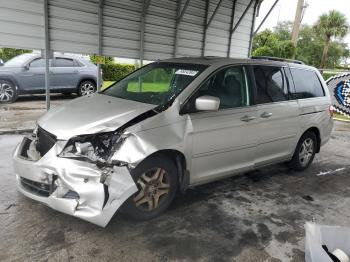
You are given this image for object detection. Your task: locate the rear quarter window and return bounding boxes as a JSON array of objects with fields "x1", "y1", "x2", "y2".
[{"x1": 290, "y1": 68, "x2": 325, "y2": 99}]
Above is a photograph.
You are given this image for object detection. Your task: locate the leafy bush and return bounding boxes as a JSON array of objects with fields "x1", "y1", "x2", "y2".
[
  {"x1": 322, "y1": 72, "x2": 338, "y2": 80},
  {"x1": 102, "y1": 63, "x2": 136, "y2": 81},
  {"x1": 252, "y1": 46, "x2": 275, "y2": 57},
  {"x1": 0, "y1": 48, "x2": 32, "y2": 62}
]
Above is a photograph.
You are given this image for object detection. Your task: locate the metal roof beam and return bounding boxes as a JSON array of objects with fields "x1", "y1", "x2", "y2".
[
  {"x1": 230, "y1": 0, "x2": 255, "y2": 35},
  {"x1": 249, "y1": 0, "x2": 260, "y2": 56},
  {"x1": 206, "y1": 0, "x2": 223, "y2": 29},
  {"x1": 201, "y1": 0, "x2": 210, "y2": 56},
  {"x1": 227, "y1": 0, "x2": 237, "y2": 57},
  {"x1": 139, "y1": 0, "x2": 151, "y2": 65},
  {"x1": 254, "y1": 0, "x2": 279, "y2": 35},
  {"x1": 177, "y1": 0, "x2": 191, "y2": 24},
  {"x1": 173, "y1": 0, "x2": 191, "y2": 57}
]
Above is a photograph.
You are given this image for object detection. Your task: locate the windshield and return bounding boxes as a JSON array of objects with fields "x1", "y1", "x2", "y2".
[
  {"x1": 102, "y1": 62, "x2": 208, "y2": 105},
  {"x1": 4, "y1": 53, "x2": 34, "y2": 67}
]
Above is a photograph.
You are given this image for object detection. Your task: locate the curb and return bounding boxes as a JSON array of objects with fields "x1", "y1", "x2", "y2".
[{"x1": 0, "y1": 129, "x2": 33, "y2": 135}]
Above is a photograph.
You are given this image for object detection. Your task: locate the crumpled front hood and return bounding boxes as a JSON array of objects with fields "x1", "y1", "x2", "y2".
[{"x1": 38, "y1": 93, "x2": 155, "y2": 140}]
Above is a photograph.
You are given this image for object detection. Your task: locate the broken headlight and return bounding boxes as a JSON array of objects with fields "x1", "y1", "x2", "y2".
[{"x1": 58, "y1": 132, "x2": 123, "y2": 163}]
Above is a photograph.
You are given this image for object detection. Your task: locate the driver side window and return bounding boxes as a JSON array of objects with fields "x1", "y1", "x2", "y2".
[
  {"x1": 185, "y1": 66, "x2": 250, "y2": 112},
  {"x1": 29, "y1": 58, "x2": 45, "y2": 67}
]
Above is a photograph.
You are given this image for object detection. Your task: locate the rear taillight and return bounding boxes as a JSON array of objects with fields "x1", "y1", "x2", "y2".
[{"x1": 329, "y1": 105, "x2": 334, "y2": 117}]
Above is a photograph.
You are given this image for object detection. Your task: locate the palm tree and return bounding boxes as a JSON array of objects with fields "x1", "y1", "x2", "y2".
[{"x1": 315, "y1": 10, "x2": 348, "y2": 69}]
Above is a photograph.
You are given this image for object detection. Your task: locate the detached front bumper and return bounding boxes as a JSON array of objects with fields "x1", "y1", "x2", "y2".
[{"x1": 13, "y1": 136, "x2": 137, "y2": 227}]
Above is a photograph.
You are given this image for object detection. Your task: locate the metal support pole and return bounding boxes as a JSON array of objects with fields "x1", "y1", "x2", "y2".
[
  {"x1": 139, "y1": 0, "x2": 151, "y2": 66},
  {"x1": 97, "y1": 0, "x2": 104, "y2": 91},
  {"x1": 43, "y1": 0, "x2": 50, "y2": 110},
  {"x1": 227, "y1": 0, "x2": 237, "y2": 57},
  {"x1": 201, "y1": 0, "x2": 209, "y2": 56},
  {"x1": 253, "y1": 0, "x2": 279, "y2": 35},
  {"x1": 173, "y1": 0, "x2": 191, "y2": 57},
  {"x1": 248, "y1": 0, "x2": 260, "y2": 56}
]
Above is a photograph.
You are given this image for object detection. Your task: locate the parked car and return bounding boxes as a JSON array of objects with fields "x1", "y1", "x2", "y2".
[
  {"x1": 13, "y1": 57, "x2": 333, "y2": 227},
  {"x1": 0, "y1": 53, "x2": 98, "y2": 103}
]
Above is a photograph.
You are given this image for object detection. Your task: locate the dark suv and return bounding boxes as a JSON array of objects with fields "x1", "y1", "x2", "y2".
[{"x1": 0, "y1": 53, "x2": 98, "y2": 103}]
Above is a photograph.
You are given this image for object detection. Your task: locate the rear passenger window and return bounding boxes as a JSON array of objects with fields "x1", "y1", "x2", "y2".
[
  {"x1": 290, "y1": 68, "x2": 325, "y2": 98},
  {"x1": 253, "y1": 66, "x2": 289, "y2": 104},
  {"x1": 53, "y1": 58, "x2": 74, "y2": 67}
]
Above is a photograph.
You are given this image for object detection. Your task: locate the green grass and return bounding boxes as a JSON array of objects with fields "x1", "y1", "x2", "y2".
[
  {"x1": 334, "y1": 113, "x2": 350, "y2": 121},
  {"x1": 127, "y1": 82, "x2": 169, "y2": 92},
  {"x1": 102, "y1": 81, "x2": 115, "y2": 90},
  {"x1": 102, "y1": 81, "x2": 169, "y2": 93}
]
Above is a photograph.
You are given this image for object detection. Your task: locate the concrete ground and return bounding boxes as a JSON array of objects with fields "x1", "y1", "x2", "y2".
[
  {"x1": 0, "y1": 94, "x2": 75, "y2": 133},
  {"x1": 1, "y1": 126, "x2": 350, "y2": 262}
]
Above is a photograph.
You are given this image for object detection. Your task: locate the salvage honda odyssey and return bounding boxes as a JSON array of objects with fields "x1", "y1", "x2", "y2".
[{"x1": 13, "y1": 57, "x2": 333, "y2": 227}]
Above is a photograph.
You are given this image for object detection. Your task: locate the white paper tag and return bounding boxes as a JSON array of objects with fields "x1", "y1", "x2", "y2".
[{"x1": 175, "y1": 69, "x2": 199, "y2": 76}]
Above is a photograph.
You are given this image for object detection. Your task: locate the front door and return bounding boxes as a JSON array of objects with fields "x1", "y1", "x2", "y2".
[
  {"x1": 252, "y1": 65, "x2": 299, "y2": 166},
  {"x1": 17, "y1": 58, "x2": 46, "y2": 91},
  {"x1": 184, "y1": 65, "x2": 259, "y2": 185}
]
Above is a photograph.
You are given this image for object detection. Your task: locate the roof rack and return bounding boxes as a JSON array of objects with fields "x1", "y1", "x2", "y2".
[{"x1": 251, "y1": 56, "x2": 305, "y2": 65}]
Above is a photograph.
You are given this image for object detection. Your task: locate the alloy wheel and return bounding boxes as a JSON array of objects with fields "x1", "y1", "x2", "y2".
[
  {"x1": 133, "y1": 168, "x2": 170, "y2": 211},
  {"x1": 299, "y1": 138, "x2": 314, "y2": 167},
  {"x1": 80, "y1": 82, "x2": 95, "y2": 96},
  {"x1": 0, "y1": 82, "x2": 14, "y2": 102}
]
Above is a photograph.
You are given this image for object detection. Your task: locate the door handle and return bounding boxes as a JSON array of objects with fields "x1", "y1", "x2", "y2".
[
  {"x1": 240, "y1": 115, "x2": 256, "y2": 122},
  {"x1": 261, "y1": 112, "x2": 273, "y2": 118}
]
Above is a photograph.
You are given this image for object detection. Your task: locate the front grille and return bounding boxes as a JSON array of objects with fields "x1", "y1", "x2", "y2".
[
  {"x1": 20, "y1": 177, "x2": 52, "y2": 197},
  {"x1": 36, "y1": 126, "x2": 57, "y2": 156}
]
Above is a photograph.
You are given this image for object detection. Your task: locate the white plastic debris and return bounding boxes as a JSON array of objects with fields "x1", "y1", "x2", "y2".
[
  {"x1": 332, "y1": 249, "x2": 349, "y2": 262},
  {"x1": 305, "y1": 222, "x2": 350, "y2": 262}
]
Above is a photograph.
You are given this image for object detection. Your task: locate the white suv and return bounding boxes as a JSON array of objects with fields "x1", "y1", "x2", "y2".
[{"x1": 13, "y1": 57, "x2": 333, "y2": 227}]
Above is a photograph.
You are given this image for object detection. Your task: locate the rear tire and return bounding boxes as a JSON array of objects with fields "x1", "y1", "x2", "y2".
[
  {"x1": 289, "y1": 131, "x2": 317, "y2": 171},
  {"x1": 0, "y1": 80, "x2": 18, "y2": 103},
  {"x1": 77, "y1": 80, "x2": 96, "y2": 96},
  {"x1": 121, "y1": 155, "x2": 178, "y2": 221}
]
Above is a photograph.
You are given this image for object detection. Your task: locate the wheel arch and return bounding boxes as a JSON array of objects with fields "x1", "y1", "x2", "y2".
[
  {"x1": 77, "y1": 78, "x2": 97, "y2": 89},
  {"x1": 136, "y1": 149, "x2": 189, "y2": 193},
  {"x1": 302, "y1": 127, "x2": 321, "y2": 153},
  {"x1": 0, "y1": 75, "x2": 20, "y2": 90}
]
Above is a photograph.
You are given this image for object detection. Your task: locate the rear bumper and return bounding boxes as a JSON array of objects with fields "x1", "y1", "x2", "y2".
[{"x1": 13, "y1": 136, "x2": 137, "y2": 227}]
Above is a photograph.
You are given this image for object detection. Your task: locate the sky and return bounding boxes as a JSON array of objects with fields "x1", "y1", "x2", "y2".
[{"x1": 255, "y1": 0, "x2": 350, "y2": 44}]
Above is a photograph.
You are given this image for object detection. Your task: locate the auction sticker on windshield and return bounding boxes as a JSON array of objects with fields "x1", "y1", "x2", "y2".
[{"x1": 175, "y1": 69, "x2": 199, "y2": 76}]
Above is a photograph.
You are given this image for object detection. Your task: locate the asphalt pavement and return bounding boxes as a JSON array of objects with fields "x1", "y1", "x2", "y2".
[
  {"x1": 1, "y1": 126, "x2": 350, "y2": 261},
  {"x1": 0, "y1": 94, "x2": 75, "y2": 133}
]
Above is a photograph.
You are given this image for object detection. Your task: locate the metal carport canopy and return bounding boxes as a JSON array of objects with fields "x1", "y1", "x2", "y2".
[{"x1": 0, "y1": 0, "x2": 261, "y2": 60}]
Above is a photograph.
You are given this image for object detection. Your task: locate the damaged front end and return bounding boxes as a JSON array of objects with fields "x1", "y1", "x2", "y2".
[{"x1": 13, "y1": 127, "x2": 138, "y2": 227}]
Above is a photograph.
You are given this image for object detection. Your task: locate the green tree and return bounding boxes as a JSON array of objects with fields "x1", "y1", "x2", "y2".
[
  {"x1": 0, "y1": 48, "x2": 32, "y2": 62},
  {"x1": 253, "y1": 20, "x2": 349, "y2": 68},
  {"x1": 315, "y1": 10, "x2": 349, "y2": 68},
  {"x1": 252, "y1": 28, "x2": 295, "y2": 59}
]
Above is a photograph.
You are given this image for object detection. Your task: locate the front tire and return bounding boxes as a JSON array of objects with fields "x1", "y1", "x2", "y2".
[
  {"x1": 289, "y1": 131, "x2": 317, "y2": 171},
  {"x1": 121, "y1": 155, "x2": 178, "y2": 221},
  {"x1": 0, "y1": 80, "x2": 18, "y2": 103},
  {"x1": 77, "y1": 80, "x2": 96, "y2": 96}
]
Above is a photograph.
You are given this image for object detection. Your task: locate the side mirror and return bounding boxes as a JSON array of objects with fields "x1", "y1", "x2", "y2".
[
  {"x1": 23, "y1": 65, "x2": 30, "y2": 70},
  {"x1": 0, "y1": 59, "x2": 3, "y2": 66},
  {"x1": 195, "y1": 95, "x2": 220, "y2": 111}
]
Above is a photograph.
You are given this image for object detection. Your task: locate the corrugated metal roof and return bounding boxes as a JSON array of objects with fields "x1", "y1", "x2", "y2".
[{"x1": 0, "y1": 0, "x2": 258, "y2": 60}]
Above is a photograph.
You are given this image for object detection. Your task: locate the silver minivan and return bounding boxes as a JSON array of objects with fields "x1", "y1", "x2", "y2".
[{"x1": 13, "y1": 57, "x2": 333, "y2": 227}]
